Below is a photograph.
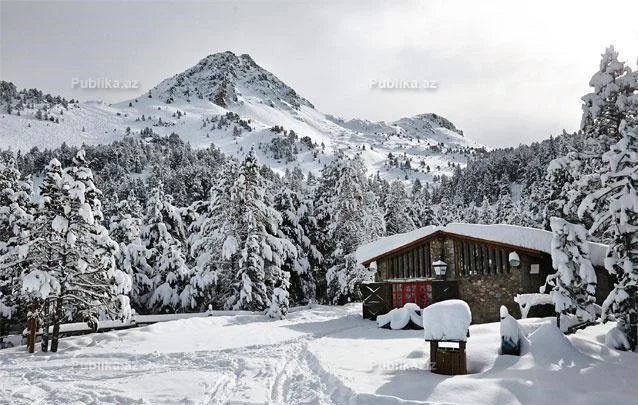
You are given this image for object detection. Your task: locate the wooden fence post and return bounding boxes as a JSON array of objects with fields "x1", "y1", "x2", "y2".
[
  {"x1": 630, "y1": 294, "x2": 638, "y2": 350},
  {"x1": 41, "y1": 299, "x2": 49, "y2": 352},
  {"x1": 429, "y1": 341, "x2": 438, "y2": 371},
  {"x1": 459, "y1": 341, "x2": 467, "y2": 374},
  {"x1": 27, "y1": 316, "x2": 37, "y2": 353},
  {"x1": 50, "y1": 297, "x2": 62, "y2": 352}
]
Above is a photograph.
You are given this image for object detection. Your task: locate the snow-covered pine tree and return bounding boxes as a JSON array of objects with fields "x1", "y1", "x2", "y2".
[
  {"x1": 543, "y1": 217, "x2": 598, "y2": 323},
  {"x1": 408, "y1": 178, "x2": 434, "y2": 228},
  {"x1": 494, "y1": 174, "x2": 514, "y2": 223},
  {"x1": 274, "y1": 182, "x2": 322, "y2": 305},
  {"x1": 0, "y1": 157, "x2": 32, "y2": 243},
  {"x1": 581, "y1": 46, "x2": 637, "y2": 147},
  {"x1": 187, "y1": 161, "x2": 238, "y2": 310},
  {"x1": 526, "y1": 180, "x2": 553, "y2": 230},
  {"x1": 226, "y1": 151, "x2": 295, "y2": 318},
  {"x1": 478, "y1": 196, "x2": 493, "y2": 224},
  {"x1": 21, "y1": 158, "x2": 65, "y2": 351},
  {"x1": 463, "y1": 202, "x2": 479, "y2": 224},
  {"x1": 539, "y1": 48, "x2": 636, "y2": 347},
  {"x1": 506, "y1": 200, "x2": 534, "y2": 227},
  {"x1": 22, "y1": 152, "x2": 132, "y2": 352},
  {"x1": 384, "y1": 181, "x2": 416, "y2": 235},
  {"x1": 587, "y1": 122, "x2": 638, "y2": 349},
  {"x1": 569, "y1": 47, "x2": 637, "y2": 234},
  {"x1": 142, "y1": 185, "x2": 192, "y2": 313},
  {"x1": 109, "y1": 191, "x2": 152, "y2": 312},
  {"x1": 60, "y1": 150, "x2": 132, "y2": 334},
  {"x1": 0, "y1": 157, "x2": 33, "y2": 334},
  {"x1": 315, "y1": 153, "x2": 384, "y2": 304},
  {"x1": 369, "y1": 173, "x2": 390, "y2": 214},
  {"x1": 409, "y1": 179, "x2": 434, "y2": 227},
  {"x1": 433, "y1": 196, "x2": 453, "y2": 226}
]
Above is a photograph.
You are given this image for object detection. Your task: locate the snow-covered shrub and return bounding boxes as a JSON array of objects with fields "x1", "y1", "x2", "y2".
[{"x1": 376, "y1": 303, "x2": 423, "y2": 330}]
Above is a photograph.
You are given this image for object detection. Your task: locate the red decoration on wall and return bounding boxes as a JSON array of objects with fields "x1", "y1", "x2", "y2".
[{"x1": 391, "y1": 281, "x2": 433, "y2": 308}]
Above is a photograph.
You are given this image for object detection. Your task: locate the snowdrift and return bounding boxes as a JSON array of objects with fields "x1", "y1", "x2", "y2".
[{"x1": 524, "y1": 323, "x2": 591, "y2": 366}]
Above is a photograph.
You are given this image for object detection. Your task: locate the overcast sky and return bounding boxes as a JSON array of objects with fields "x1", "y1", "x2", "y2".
[{"x1": 1, "y1": 0, "x2": 637, "y2": 147}]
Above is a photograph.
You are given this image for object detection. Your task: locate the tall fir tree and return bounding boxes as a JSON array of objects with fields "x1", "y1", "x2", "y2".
[
  {"x1": 543, "y1": 218, "x2": 598, "y2": 322},
  {"x1": 188, "y1": 161, "x2": 238, "y2": 310},
  {"x1": 0, "y1": 157, "x2": 33, "y2": 334},
  {"x1": 478, "y1": 196, "x2": 493, "y2": 225},
  {"x1": 315, "y1": 153, "x2": 384, "y2": 304},
  {"x1": 588, "y1": 122, "x2": 638, "y2": 349},
  {"x1": 384, "y1": 181, "x2": 416, "y2": 235},
  {"x1": 141, "y1": 185, "x2": 192, "y2": 313},
  {"x1": 274, "y1": 182, "x2": 322, "y2": 305},
  {"x1": 225, "y1": 151, "x2": 295, "y2": 317},
  {"x1": 544, "y1": 47, "x2": 637, "y2": 348},
  {"x1": 570, "y1": 47, "x2": 637, "y2": 235},
  {"x1": 21, "y1": 152, "x2": 131, "y2": 352},
  {"x1": 109, "y1": 191, "x2": 152, "y2": 312}
]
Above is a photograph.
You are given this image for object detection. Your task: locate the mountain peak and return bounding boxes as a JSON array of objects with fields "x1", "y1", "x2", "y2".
[
  {"x1": 149, "y1": 52, "x2": 313, "y2": 110},
  {"x1": 395, "y1": 113, "x2": 464, "y2": 137}
]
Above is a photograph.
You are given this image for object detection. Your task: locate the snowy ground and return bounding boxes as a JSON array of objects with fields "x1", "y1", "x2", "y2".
[{"x1": 0, "y1": 304, "x2": 635, "y2": 404}]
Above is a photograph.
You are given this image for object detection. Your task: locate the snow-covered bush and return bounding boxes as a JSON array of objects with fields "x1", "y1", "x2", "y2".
[{"x1": 376, "y1": 303, "x2": 423, "y2": 330}]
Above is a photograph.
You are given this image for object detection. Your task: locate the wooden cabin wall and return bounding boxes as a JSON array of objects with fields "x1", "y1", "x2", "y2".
[{"x1": 377, "y1": 241, "x2": 432, "y2": 280}]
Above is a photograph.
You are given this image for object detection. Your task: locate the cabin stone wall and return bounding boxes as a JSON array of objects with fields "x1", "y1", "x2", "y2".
[{"x1": 457, "y1": 269, "x2": 522, "y2": 323}]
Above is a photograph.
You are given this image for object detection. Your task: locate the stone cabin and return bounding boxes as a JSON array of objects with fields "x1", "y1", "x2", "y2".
[{"x1": 356, "y1": 223, "x2": 612, "y2": 323}]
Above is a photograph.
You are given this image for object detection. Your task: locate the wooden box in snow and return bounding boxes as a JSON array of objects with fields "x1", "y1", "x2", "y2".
[{"x1": 422, "y1": 300, "x2": 471, "y2": 375}]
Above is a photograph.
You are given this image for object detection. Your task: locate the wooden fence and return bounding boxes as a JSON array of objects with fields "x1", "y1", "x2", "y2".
[{"x1": 361, "y1": 280, "x2": 459, "y2": 320}]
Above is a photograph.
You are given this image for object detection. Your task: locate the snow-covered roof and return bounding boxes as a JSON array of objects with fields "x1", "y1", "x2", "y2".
[
  {"x1": 356, "y1": 223, "x2": 608, "y2": 267},
  {"x1": 355, "y1": 225, "x2": 439, "y2": 265}
]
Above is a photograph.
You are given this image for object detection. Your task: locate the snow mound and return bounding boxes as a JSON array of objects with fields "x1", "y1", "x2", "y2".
[
  {"x1": 423, "y1": 299, "x2": 471, "y2": 341},
  {"x1": 605, "y1": 326, "x2": 631, "y2": 351},
  {"x1": 525, "y1": 324, "x2": 590, "y2": 366},
  {"x1": 376, "y1": 303, "x2": 423, "y2": 330}
]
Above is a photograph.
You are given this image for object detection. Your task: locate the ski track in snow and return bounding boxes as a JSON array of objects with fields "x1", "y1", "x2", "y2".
[{"x1": 0, "y1": 307, "x2": 362, "y2": 405}]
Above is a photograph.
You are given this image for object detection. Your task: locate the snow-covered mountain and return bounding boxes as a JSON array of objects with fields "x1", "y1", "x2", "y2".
[
  {"x1": 152, "y1": 52, "x2": 313, "y2": 111},
  {"x1": 0, "y1": 51, "x2": 486, "y2": 182}
]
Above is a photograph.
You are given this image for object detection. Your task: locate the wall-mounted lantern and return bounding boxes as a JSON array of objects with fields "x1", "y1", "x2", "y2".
[
  {"x1": 509, "y1": 251, "x2": 521, "y2": 268},
  {"x1": 432, "y1": 260, "x2": 448, "y2": 278}
]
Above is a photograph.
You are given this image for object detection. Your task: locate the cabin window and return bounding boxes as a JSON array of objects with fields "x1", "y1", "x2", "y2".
[{"x1": 455, "y1": 241, "x2": 511, "y2": 277}]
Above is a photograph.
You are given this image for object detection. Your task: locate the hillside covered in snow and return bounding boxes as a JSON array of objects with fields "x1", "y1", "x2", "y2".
[{"x1": 0, "y1": 51, "x2": 485, "y2": 183}]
